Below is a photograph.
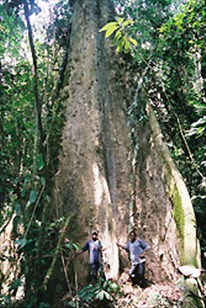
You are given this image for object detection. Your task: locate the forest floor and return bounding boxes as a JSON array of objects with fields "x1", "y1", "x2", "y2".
[
  {"x1": 60, "y1": 268, "x2": 206, "y2": 307},
  {"x1": 115, "y1": 269, "x2": 185, "y2": 307},
  {"x1": 116, "y1": 281, "x2": 184, "y2": 307}
]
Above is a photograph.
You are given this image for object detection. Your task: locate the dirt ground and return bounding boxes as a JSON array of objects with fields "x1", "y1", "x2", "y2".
[{"x1": 115, "y1": 270, "x2": 185, "y2": 307}]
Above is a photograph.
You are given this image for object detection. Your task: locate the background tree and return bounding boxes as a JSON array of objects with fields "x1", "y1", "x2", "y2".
[{"x1": 112, "y1": 0, "x2": 206, "y2": 260}]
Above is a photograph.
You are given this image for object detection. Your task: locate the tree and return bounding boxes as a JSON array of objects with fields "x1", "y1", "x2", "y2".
[
  {"x1": 0, "y1": 0, "x2": 203, "y2": 306},
  {"x1": 54, "y1": 0, "x2": 200, "y2": 294}
]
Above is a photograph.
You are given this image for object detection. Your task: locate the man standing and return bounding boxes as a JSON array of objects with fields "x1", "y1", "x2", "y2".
[
  {"x1": 116, "y1": 230, "x2": 150, "y2": 287},
  {"x1": 75, "y1": 230, "x2": 105, "y2": 281}
]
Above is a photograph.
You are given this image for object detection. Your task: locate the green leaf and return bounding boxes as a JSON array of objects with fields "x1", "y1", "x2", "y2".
[
  {"x1": 38, "y1": 154, "x2": 44, "y2": 170},
  {"x1": 105, "y1": 25, "x2": 119, "y2": 38},
  {"x1": 15, "y1": 202, "x2": 21, "y2": 215},
  {"x1": 117, "y1": 18, "x2": 124, "y2": 24},
  {"x1": 16, "y1": 238, "x2": 27, "y2": 248},
  {"x1": 122, "y1": 20, "x2": 134, "y2": 26},
  {"x1": 105, "y1": 291, "x2": 113, "y2": 301},
  {"x1": 129, "y1": 37, "x2": 138, "y2": 46},
  {"x1": 67, "y1": 300, "x2": 76, "y2": 308},
  {"x1": 29, "y1": 190, "x2": 37, "y2": 204},
  {"x1": 40, "y1": 176, "x2": 46, "y2": 186},
  {"x1": 72, "y1": 243, "x2": 79, "y2": 250},
  {"x1": 9, "y1": 279, "x2": 22, "y2": 291},
  {"x1": 99, "y1": 22, "x2": 118, "y2": 32},
  {"x1": 39, "y1": 302, "x2": 50, "y2": 308},
  {"x1": 95, "y1": 290, "x2": 105, "y2": 301},
  {"x1": 123, "y1": 37, "x2": 131, "y2": 51},
  {"x1": 65, "y1": 243, "x2": 72, "y2": 249},
  {"x1": 116, "y1": 45, "x2": 121, "y2": 53},
  {"x1": 115, "y1": 29, "x2": 122, "y2": 40},
  {"x1": 110, "y1": 282, "x2": 120, "y2": 291}
]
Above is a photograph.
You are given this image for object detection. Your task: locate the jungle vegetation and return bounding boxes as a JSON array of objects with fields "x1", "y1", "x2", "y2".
[{"x1": 0, "y1": 0, "x2": 205, "y2": 306}]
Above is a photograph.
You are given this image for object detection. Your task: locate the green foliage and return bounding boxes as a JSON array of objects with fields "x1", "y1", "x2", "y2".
[
  {"x1": 157, "y1": 0, "x2": 206, "y2": 248},
  {"x1": 68, "y1": 279, "x2": 121, "y2": 307},
  {"x1": 0, "y1": 294, "x2": 12, "y2": 308},
  {"x1": 0, "y1": 4, "x2": 25, "y2": 56},
  {"x1": 0, "y1": 0, "x2": 72, "y2": 306},
  {"x1": 99, "y1": 17, "x2": 137, "y2": 53}
]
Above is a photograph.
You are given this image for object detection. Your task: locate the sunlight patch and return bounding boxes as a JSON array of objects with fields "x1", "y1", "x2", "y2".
[{"x1": 92, "y1": 161, "x2": 111, "y2": 207}]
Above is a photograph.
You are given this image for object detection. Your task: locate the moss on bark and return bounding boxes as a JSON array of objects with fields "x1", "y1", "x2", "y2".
[
  {"x1": 172, "y1": 186, "x2": 185, "y2": 242},
  {"x1": 146, "y1": 103, "x2": 200, "y2": 267},
  {"x1": 145, "y1": 103, "x2": 203, "y2": 307}
]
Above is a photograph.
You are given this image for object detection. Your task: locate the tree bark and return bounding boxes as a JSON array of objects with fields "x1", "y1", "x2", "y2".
[{"x1": 55, "y1": 0, "x2": 132, "y2": 281}]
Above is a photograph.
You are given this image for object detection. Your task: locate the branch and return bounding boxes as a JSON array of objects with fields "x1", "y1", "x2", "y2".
[
  {"x1": 61, "y1": 251, "x2": 72, "y2": 297},
  {"x1": 24, "y1": 2, "x2": 45, "y2": 161},
  {"x1": 24, "y1": 183, "x2": 46, "y2": 238},
  {"x1": 43, "y1": 214, "x2": 74, "y2": 290}
]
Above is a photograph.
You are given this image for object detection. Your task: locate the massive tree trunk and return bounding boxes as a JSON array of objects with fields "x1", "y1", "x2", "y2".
[
  {"x1": 55, "y1": 0, "x2": 131, "y2": 281},
  {"x1": 54, "y1": 0, "x2": 201, "y2": 287}
]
